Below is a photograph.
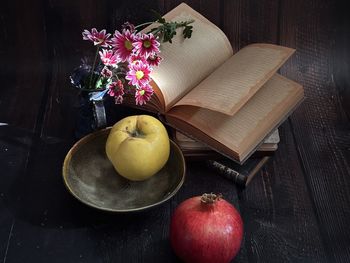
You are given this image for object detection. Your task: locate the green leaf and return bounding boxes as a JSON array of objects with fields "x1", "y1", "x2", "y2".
[
  {"x1": 95, "y1": 77, "x2": 111, "y2": 90},
  {"x1": 183, "y1": 25, "x2": 193, "y2": 39},
  {"x1": 150, "y1": 9, "x2": 166, "y2": 24},
  {"x1": 146, "y1": 15, "x2": 194, "y2": 43},
  {"x1": 95, "y1": 78, "x2": 104, "y2": 89}
]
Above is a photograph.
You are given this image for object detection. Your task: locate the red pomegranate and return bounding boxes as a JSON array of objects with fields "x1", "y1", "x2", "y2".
[{"x1": 170, "y1": 193, "x2": 243, "y2": 263}]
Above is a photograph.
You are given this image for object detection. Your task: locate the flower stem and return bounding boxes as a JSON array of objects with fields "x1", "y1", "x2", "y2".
[
  {"x1": 135, "y1": 21, "x2": 154, "y2": 30},
  {"x1": 150, "y1": 28, "x2": 162, "y2": 39},
  {"x1": 89, "y1": 46, "x2": 100, "y2": 89}
]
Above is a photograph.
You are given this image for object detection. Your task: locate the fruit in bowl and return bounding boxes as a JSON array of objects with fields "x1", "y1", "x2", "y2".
[{"x1": 105, "y1": 115, "x2": 170, "y2": 181}]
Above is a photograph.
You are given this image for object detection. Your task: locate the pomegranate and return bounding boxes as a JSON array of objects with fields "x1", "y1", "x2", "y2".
[{"x1": 170, "y1": 193, "x2": 243, "y2": 263}]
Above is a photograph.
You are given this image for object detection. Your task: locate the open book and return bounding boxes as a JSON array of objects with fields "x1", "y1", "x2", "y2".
[{"x1": 128, "y1": 3, "x2": 304, "y2": 163}]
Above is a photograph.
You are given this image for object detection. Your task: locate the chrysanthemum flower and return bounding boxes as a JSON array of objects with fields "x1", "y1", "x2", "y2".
[
  {"x1": 107, "y1": 80, "x2": 124, "y2": 104},
  {"x1": 147, "y1": 54, "x2": 162, "y2": 68},
  {"x1": 99, "y1": 49, "x2": 119, "y2": 66},
  {"x1": 82, "y1": 28, "x2": 111, "y2": 47},
  {"x1": 125, "y1": 61, "x2": 151, "y2": 87},
  {"x1": 111, "y1": 30, "x2": 138, "y2": 62},
  {"x1": 133, "y1": 33, "x2": 160, "y2": 58},
  {"x1": 135, "y1": 84, "x2": 153, "y2": 105},
  {"x1": 128, "y1": 53, "x2": 147, "y2": 65}
]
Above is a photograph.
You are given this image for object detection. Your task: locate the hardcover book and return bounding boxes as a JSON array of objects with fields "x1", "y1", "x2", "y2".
[
  {"x1": 174, "y1": 129, "x2": 280, "y2": 154},
  {"x1": 125, "y1": 3, "x2": 304, "y2": 163}
]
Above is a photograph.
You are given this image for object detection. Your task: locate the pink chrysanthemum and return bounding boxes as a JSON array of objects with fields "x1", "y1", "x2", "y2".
[
  {"x1": 135, "y1": 84, "x2": 153, "y2": 106},
  {"x1": 111, "y1": 30, "x2": 138, "y2": 62},
  {"x1": 99, "y1": 49, "x2": 119, "y2": 66},
  {"x1": 125, "y1": 61, "x2": 151, "y2": 87},
  {"x1": 128, "y1": 53, "x2": 147, "y2": 65},
  {"x1": 147, "y1": 54, "x2": 162, "y2": 68},
  {"x1": 107, "y1": 80, "x2": 124, "y2": 104},
  {"x1": 133, "y1": 33, "x2": 160, "y2": 58},
  {"x1": 82, "y1": 28, "x2": 111, "y2": 47}
]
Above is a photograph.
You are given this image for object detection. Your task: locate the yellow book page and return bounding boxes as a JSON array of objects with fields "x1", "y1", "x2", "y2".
[
  {"x1": 174, "y1": 44, "x2": 295, "y2": 115},
  {"x1": 167, "y1": 74, "x2": 304, "y2": 161},
  {"x1": 148, "y1": 3, "x2": 233, "y2": 110}
]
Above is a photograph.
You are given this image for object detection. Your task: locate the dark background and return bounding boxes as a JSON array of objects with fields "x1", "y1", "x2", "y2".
[{"x1": 0, "y1": 0, "x2": 349, "y2": 262}]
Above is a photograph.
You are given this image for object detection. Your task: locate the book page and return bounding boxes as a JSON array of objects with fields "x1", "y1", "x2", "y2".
[
  {"x1": 166, "y1": 74, "x2": 304, "y2": 162},
  {"x1": 147, "y1": 3, "x2": 233, "y2": 110},
  {"x1": 174, "y1": 44, "x2": 295, "y2": 115}
]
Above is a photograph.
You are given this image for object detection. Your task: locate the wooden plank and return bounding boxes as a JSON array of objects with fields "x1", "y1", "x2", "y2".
[
  {"x1": 157, "y1": 0, "x2": 165, "y2": 14},
  {"x1": 332, "y1": 0, "x2": 350, "y2": 119},
  {"x1": 222, "y1": 0, "x2": 328, "y2": 261},
  {"x1": 239, "y1": 122, "x2": 327, "y2": 262},
  {"x1": 199, "y1": 0, "x2": 221, "y2": 26},
  {"x1": 222, "y1": 0, "x2": 242, "y2": 51},
  {"x1": 0, "y1": 0, "x2": 47, "y2": 130},
  {"x1": 37, "y1": 0, "x2": 110, "y2": 139},
  {"x1": 162, "y1": 1, "x2": 221, "y2": 33},
  {"x1": 0, "y1": 0, "x2": 48, "y2": 260},
  {"x1": 0, "y1": 126, "x2": 34, "y2": 262},
  {"x1": 105, "y1": 0, "x2": 161, "y2": 31},
  {"x1": 0, "y1": 1, "x2": 108, "y2": 262},
  {"x1": 223, "y1": 0, "x2": 279, "y2": 52},
  {"x1": 164, "y1": 0, "x2": 201, "y2": 13},
  {"x1": 153, "y1": 0, "x2": 218, "y2": 26},
  {"x1": 279, "y1": 0, "x2": 350, "y2": 262}
]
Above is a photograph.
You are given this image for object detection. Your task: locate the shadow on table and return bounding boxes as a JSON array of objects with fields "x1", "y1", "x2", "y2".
[{"x1": 1, "y1": 125, "x2": 165, "y2": 230}]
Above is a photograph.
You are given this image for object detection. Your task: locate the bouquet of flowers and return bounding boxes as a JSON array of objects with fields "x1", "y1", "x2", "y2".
[{"x1": 70, "y1": 13, "x2": 194, "y2": 107}]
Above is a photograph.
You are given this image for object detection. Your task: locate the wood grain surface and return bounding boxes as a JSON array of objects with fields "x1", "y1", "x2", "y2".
[{"x1": 0, "y1": 0, "x2": 349, "y2": 262}]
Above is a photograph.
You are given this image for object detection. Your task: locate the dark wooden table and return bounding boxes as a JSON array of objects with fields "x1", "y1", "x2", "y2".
[{"x1": 1, "y1": 0, "x2": 349, "y2": 262}]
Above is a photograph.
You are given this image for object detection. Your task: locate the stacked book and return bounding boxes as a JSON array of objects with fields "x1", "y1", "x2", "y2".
[
  {"x1": 174, "y1": 129, "x2": 280, "y2": 159},
  {"x1": 173, "y1": 130, "x2": 279, "y2": 187},
  {"x1": 124, "y1": 3, "x2": 304, "y2": 186}
]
